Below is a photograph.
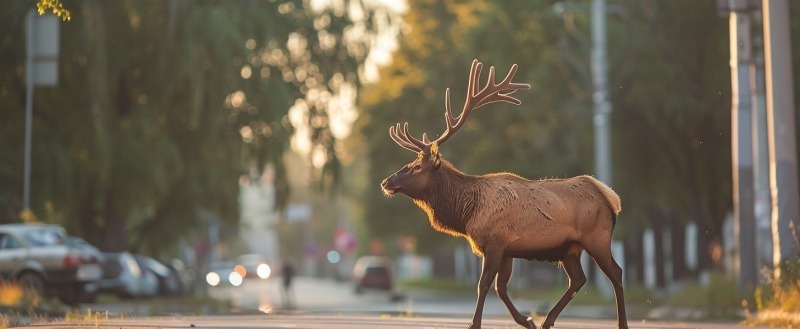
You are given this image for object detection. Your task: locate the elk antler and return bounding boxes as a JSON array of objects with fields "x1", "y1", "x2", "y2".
[{"x1": 388, "y1": 59, "x2": 531, "y2": 154}]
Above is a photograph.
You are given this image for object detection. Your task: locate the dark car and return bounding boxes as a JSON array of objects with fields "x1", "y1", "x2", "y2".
[
  {"x1": 134, "y1": 254, "x2": 182, "y2": 296},
  {"x1": 0, "y1": 223, "x2": 103, "y2": 305},
  {"x1": 352, "y1": 256, "x2": 393, "y2": 294},
  {"x1": 96, "y1": 252, "x2": 158, "y2": 298}
]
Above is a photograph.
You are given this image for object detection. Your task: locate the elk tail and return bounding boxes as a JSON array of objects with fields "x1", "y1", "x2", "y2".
[{"x1": 584, "y1": 175, "x2": 622, "y2": 215}]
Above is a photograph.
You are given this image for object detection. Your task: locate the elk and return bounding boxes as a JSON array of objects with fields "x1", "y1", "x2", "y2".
[{"x1": 380, "y1": 60, "x2": 628, "y2": 329}]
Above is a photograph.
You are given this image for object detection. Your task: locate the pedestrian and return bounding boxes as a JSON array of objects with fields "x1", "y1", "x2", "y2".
[{"x1": 280, "y1": 259, "x2": 295, "y2": 309}]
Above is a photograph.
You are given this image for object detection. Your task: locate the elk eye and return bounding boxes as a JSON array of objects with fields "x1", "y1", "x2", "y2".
[{"x1": 413, "y1": 165, "x2": 422, "y2": 171}]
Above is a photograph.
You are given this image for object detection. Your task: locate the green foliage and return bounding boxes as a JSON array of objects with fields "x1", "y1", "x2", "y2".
[
  {"x1": 358, "y1": 0, "x2": 581, "y2": 253},
  {"x1": 1, "y1": 1, "x2": 379, "y2": 255},
  {"x1": 36, "y1": 0, "x2": 70, "y2": 21},
  {"x1": 355, "y1": 1, "x2": 732, "y2": 255}
]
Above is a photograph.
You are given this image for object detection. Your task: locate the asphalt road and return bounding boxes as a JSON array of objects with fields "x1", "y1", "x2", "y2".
[
  {"x1": 17, "y1": 313, "x2": 765, "y2": 329},
  {"x1": 12, "y1": 277, "x2": 768, "y2": 329}
]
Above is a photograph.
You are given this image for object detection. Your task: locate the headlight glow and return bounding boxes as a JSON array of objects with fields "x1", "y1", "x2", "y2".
[
  {"x1": 229, "y1": 271, "x2": 243, "y2": 286},
  {"x1": 257, "y1": 263, "x2": 271, "y2": 279},
  {"x1": 206, "y1": 272, "x2": 221, "y2": 286}
]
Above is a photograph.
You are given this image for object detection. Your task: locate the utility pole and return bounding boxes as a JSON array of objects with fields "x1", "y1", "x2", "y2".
[
  {"x1": 761, "y1": 0, "x2": 800, "y2": 280},
  {"x1": 591, "y1": 0, "x2": 611, "y2": 193},
  {"x1": 591, "y1": 0, "x2": 614, "y2": 294},
  {"x1": 722, "y1": 0, "x2": 758, "y2": 292}
]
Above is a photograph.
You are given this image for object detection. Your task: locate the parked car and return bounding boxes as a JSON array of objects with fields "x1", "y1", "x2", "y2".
[
  {"x1": 352, "y1": 256, "x2": 393, "y2": 294},
  {"x1": 0, "y1": 223, "x2": 103, "y2": 305},
  {"x1": 134, "y1": 254, "x2": 182, "y2": 296},
  {"x1": 96, "y1": 252, "x2": 158, "y2": 298}
]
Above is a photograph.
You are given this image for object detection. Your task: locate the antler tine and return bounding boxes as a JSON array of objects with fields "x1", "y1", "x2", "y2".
[
  {"x1": 402, "y1": 122, "x2": 428, "y2": 150},
  {"x1": 389, "y1": 123, "x2": 421, "y2": 153},
  {"x1": 432, "y1": 60, "x2": 530, "y2": 146},
  {"x1": 389, "y1": 60, "x2": 529, "y2": 153},
  {"x1": 470, "y1": 60, "x2": 483, "y2": 97},
  {"x1": 474, "y1": 64, "x2": 530, "y2": 109}
]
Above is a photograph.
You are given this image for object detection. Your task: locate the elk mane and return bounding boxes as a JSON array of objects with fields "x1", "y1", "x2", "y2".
[{"x1": 412, "y1": 160, "x2": 479, "y2": 237}]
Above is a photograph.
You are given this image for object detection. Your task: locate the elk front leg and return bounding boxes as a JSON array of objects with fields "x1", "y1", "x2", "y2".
[
  {"x1": 496, "y1": 256, "x2": 536, "y2": 329},
  {"x1": 468, "y1": 249, "x2": 502, "y2": 329}
]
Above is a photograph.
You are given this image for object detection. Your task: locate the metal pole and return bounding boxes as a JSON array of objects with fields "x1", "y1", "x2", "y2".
[
  {"x1": 727, "y1": 1, "x2": 757, "y2": 291},
  {"x1": 23, "y1": 11, "x2": 35, "y2": 212},
  {"x1": 592, "y1": 0, "x2": 611, "y2": 187},
  {"x1": 762, "y1": 0, "x2": 800, "y2": 280},
  {"x1": 591, "y1": 0, "x2": 613, "y2": 295}
]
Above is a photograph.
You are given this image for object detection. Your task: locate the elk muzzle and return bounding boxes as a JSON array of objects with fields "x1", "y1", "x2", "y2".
[{"x1": 380, "y1": 176, "x2": 399, "y2": 196}]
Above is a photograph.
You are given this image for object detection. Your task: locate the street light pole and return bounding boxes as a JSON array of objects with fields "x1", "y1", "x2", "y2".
[
  {"x1": 591, "y1": 0, "x2": 611, "y2": 188},
  {"x1": 590, "y1": 0, "x2": 615, "y2": 295}
]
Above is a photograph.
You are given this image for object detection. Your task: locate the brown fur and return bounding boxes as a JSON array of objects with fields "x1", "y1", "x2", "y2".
[
  {"x1": 380, "y1": 59, "x2": 627, "y2": 329},
  {"x1": 382, "y1": 158, "x2": 628, "y2": 329}
]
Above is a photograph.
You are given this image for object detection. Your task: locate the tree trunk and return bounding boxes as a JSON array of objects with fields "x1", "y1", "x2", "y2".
[
  {"x1": 624, "y1": 230, "x2": 645, "y2": 284},
  {"x1": 669, "y1": 214, "x2": 688, "y2": 281},
  {"x1": 649, "y1": 208, "x2": 666, "y2": 288}
]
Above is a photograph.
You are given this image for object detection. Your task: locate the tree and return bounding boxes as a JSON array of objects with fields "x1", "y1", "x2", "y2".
[
  {"x1": 356, "y1": 0, "x2": 734, "y2": 282},
  {"x1": 1, "y1": 0, "x2": 382, "y2": 256},
  {"x1": 357, "y1": 0, "x2": 591, "y2": 253}
]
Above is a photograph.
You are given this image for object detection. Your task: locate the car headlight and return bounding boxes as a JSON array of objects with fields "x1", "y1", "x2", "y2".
[
  {"x1": 206, "y1": 272, "x2": 221, "y2": 286},
  {"x1": 257, "y1": 264, "x2": 271, "y2": 279},
  {"x1": 229, "y1": 271, "x2": 243, "y2": 286}
]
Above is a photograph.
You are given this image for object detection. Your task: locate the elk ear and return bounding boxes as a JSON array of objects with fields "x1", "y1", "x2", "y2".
[{"x1": 429, "y1": 142, "x2": 442, "y2": 168}]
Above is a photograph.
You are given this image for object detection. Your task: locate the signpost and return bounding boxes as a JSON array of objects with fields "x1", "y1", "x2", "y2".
[{"x1": 23, "y1": 10, "x2": 59, "y2": 211}]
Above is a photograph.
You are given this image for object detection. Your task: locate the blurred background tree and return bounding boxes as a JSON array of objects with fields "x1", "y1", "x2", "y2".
[
  {"x1": 0, "y1": 0, "x2": 386, "y2": 256},
  {"x1": 354, "y1": 0, "x2": 772, "y2": 284}
]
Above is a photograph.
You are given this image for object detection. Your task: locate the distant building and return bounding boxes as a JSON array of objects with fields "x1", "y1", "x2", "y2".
[{"x1": 239, "y1": 164, "x2": 280, "y2": 264}]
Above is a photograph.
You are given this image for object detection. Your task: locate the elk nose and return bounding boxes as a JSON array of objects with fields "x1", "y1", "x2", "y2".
[{"x1": 380, "y1": 178, "x2": 388, "y2": 188}]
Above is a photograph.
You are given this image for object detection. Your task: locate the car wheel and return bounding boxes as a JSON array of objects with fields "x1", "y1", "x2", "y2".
[{"x1": 17, "y1": 272, "x2": 45, "y2": 299}]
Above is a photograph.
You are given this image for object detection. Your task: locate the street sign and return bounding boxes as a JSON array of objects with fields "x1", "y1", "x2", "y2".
[{"x1": 27, "y1": 10, "x2": 59, "y2": 86}]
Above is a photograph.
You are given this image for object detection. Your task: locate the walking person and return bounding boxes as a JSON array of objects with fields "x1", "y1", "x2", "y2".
[{"x1": 280, "y1": 259, "x2": 295, "y2": 309}]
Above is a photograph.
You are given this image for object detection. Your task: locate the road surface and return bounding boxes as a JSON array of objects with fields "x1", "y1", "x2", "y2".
[{"x1": 14, "y1": 277, "x2": 767, "y2": 329}]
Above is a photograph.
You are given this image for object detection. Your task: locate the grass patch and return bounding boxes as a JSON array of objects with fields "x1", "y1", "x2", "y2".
[
  {"x1": 663, "y1": 272, "x2": 741, "y2": 318},
  {"x1": 752, "y1": 259, "x2": 800, "y2": 326}
]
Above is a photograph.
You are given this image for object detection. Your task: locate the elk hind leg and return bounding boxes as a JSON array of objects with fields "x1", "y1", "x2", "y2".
[
  {"x1": 586, "y1": 243, "x2": 628, "y2": 329},
  {"x1": 495, "y1": 256, "x2": 536, "y2": 329},
  {"x1": 542, "y1": 245, "x2": 585, "y2": 329}
]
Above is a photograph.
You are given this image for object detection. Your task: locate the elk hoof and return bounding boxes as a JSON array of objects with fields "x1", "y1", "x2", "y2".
[
  {"x1": 523, "y1": 317, "x2": 537, "y2": 329},
  {"x1": 467, "y1": 323, "x2": 480, "y2": 329}
]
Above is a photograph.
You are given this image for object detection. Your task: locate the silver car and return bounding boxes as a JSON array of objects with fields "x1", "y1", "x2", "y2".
[{"x1": 0, "y1": 223, "x2": 103, "y2": 304}]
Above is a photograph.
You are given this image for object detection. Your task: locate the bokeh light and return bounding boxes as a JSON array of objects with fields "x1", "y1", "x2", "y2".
[{"x1": 327, "y1": 250, "x2": 341, "y2": 264}]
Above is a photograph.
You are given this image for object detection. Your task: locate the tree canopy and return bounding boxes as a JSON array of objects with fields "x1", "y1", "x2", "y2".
[
  {"x1": 1, "y1": 0, "x2": 387, "y2": 256},
  {"x1": 355, "y1": 1, "x2": 736, "y2": 261}
]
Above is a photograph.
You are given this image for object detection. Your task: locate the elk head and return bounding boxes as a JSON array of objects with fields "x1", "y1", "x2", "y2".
[{"x1": 380, "y1": 60, "x2": 530, "y2": 198}]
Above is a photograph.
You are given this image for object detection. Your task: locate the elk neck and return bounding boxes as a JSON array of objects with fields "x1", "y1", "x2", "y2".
[{"x1": 411, "y1": 160, "x2": 480, "y2": 237}]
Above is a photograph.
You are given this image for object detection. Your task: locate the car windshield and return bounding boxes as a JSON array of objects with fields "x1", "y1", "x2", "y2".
[{"x1": 23, "y1": 228, "x2": 65, "y2": 246}]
